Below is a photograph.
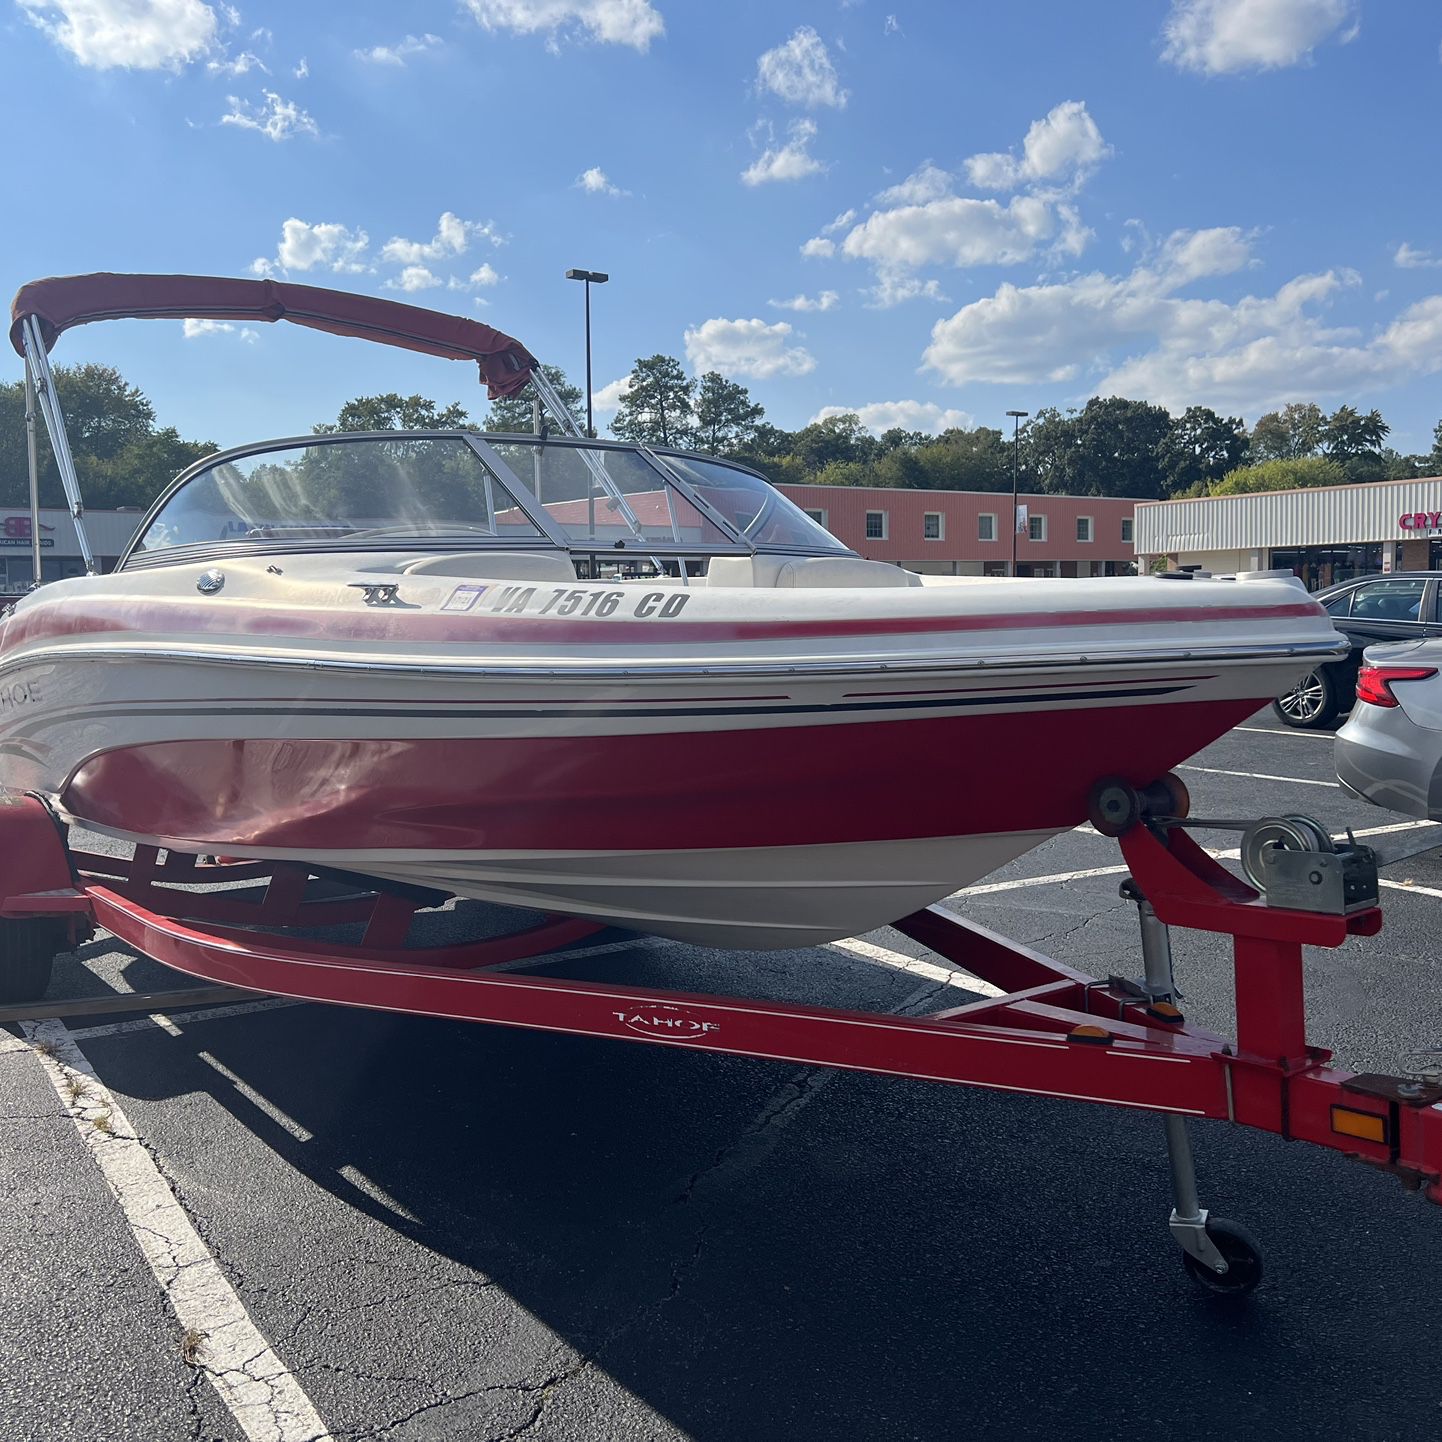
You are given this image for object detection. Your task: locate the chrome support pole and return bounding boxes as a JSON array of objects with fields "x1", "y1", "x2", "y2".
[
  {"x1": 21, "y1": 317, "x2": 97, "y2": 575},
  {"x1": 1129, "y1": 882, "x2": 1230, "y2": 1276},
  {"x1": 23, "y1": 353, "x2": 42, "y2": 587}
]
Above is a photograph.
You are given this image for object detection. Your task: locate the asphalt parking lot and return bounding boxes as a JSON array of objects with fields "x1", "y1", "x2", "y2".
[{"x1": 4, "y1": 711, "x2": 1442, "y2": 1442}]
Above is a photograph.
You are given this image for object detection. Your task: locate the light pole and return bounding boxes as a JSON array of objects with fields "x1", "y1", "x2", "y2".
[
  {"x1": 565, "y1": 268, "x2": 608, "y2": 437},
  {"x1": 1006, "y1": 409, "x2": 1028, "y2": 576}
]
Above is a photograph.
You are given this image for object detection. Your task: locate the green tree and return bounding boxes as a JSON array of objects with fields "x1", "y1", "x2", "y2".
[
  {"x1": 0, "y1": 363, "x2": 214, "y2": 509},
  {"x1": 1025, "y1": 397, "x2": 1172, "y2": 499},
  {"x1": 610, "y1": 354, "x2": 695, "y2": 448},
  {"x1": 481, "y1": 364, "x2": 584, "y2": 434},
  {"x1": 1321, "y1": 405, "x2": 1388, "y2": 464},
  {"x1": 788, "y1": 413, "x2": 876, "y2": 472},
  {"x1": 1431, "y1": 420, "x2": 1442, "y2": 474},
  {"x1": 1249, "y1": 402, "x2": 1325, "y2": 462},
  {"x1": 1210, "y1": 456, "x2": 1346, "y2": 494},
  {"x1": 692, "y1": 372, "x2": 765, "y2": 454},
  {"x1": 315, "y1": 392, "x2": 471, "y2": 434},
  {"x1": 914, "y1": 426, "x2": 1011, "y2": 491},
  {"x1": 1160, "y1": 406, "x2": 1248, "y2": 496}
]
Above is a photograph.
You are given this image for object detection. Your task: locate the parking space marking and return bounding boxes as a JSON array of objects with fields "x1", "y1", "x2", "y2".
[
  {"x1": 69, "y1": 996, "x2": 303, "y2": 1042},
  {"x1": 830, "y1": 937, "x2": 1006, "y2": 997},
  {"x1": 1233, "y1": 726, "x2": 1333, "y2": 739},
  {"x1": 1179, "y1": 764, "x2": 1335, "y2": 787},
  {"x1": 198, "y1": 1050, "x2": 314, "y2": 1142},
  {"x1": 21, "y1": 1018, "x2": 332, "y2": 1442},
  {"x1": 1380, "y1": 879, "x2": 1442, "y2": 900}
]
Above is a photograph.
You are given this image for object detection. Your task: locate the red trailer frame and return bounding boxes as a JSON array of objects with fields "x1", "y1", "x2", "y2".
[{"x1": 2, "y1": 781, "x2": 1438, "y2": 1294}]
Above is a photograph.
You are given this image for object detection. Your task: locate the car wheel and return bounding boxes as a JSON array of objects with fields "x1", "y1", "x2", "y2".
[{"x1": 1272, "y1": 666, "x2": 1340, "y2": 729}]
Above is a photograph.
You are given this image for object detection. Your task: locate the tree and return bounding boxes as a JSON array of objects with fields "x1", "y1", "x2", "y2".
[
  {"x1": 914, "y1": 426, "x2": 1011, "y2": 491},
  {"x1": 1210, "y1": 457, "x2": 1346, "y2": 495},
  {"x1": 1249, "y1": 402, "x2": 1324, "y2": 462},
  {"x1": 610, "y1": 354, "x2": 695, "y2": 447},
  {"x1": 1432, "y1": 420, "x2": 1442, "y2": 474},
  {"x1": 481, "y1": 364, "x2": 584, "y2": 434},
  {"x1": 315, "y1": 392, "x2": 471, "y2": 434},
  {"x1": 1024, "y1": 397, "x2": 1173, "y2": 499},
  {"x1": 1160, "y1": 406, "x2": 1248, "y2": 496},
  {"x1": 789, "y1": 413, "x2": 876, "y2": 472},
  {"x1": 1321, "y1": 405, "x2": 1388, "y2": 464},
  {"x1": 692, "y1": 372, "x2": 764, "y2": 454},
  {"x1": 0, "y1": 363, "x2": 214, "y2": 509}
]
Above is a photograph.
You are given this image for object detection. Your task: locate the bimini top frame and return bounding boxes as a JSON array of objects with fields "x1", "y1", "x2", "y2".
[{"x1": 8, "y1": 272, "x2": 547, "y2": 591}]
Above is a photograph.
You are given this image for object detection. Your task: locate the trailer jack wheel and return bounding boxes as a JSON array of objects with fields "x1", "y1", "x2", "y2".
[
  {"x1": 1178, "y1": 1216, "x2": 1264, "y2": 1297},
  {"x1": 0, "y1": 916, "x2": 69, "y2": 1005}
]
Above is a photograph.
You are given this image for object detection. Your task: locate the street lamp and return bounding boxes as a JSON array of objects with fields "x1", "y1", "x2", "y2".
[
  {"x1": 564, "y1": 268, "x2": 609, "y2": 437},
  {"x1": 1006, "y1": 409, "x2": 1028, "y2": 576}
]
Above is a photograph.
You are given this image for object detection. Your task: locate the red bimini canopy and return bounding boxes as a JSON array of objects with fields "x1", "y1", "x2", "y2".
[{"x1": 9, "y1": 272, "x2": 539, "y2": 400}]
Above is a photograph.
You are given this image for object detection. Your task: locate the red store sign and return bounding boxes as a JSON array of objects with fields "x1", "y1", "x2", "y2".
[{"x1": 1399, "y1": 512, "x2": 1442, "y2": 532}]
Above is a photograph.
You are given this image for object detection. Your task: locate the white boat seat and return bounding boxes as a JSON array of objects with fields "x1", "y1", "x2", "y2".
[
  {"x1": 705, "y1": 555, "x2": 922, "y2": 588},
  {"x1": 401, "y1": 552, "x2": 577, "y2": 581}
]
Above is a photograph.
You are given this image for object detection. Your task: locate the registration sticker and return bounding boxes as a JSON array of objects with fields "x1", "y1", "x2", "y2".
[{"x1": 442, "y1": 584, "x2": 489, "y2": 613}]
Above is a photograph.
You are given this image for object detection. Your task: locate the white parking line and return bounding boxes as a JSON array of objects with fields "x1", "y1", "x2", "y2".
[
  {"x1": 198, "y1": 1050, "x2": 314, "y2": 1142},
  {"x1": 1178, "y1": 764, "x2": 1336, "y2": 787},
  {"x1": 1380, "y1": 879, "x2": 1442, "y2": 900},
  {"x1": 1233, "y1": 726, "x2": 1333, "y2": 739},
  {"x1": 829, "y1": 937, "x2": 1006, "y2": 997},
  {"x1": 22, "y1": 1018, "x2": 331, "y2": 1442}
]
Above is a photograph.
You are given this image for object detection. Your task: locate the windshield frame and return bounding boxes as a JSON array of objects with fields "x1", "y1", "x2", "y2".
[{"x1": 116, "y1": 430, "x2": 853, "y2": 571}]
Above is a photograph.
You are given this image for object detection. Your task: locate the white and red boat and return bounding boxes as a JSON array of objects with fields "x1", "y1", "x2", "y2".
[{"x1": 2, "y1": 273, "x2": 1344, "y2": 949}]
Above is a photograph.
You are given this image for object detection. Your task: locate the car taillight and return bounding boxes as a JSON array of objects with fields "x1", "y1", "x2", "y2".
[{"x1": 1355, "y1": 664, "x2": 1438, "y2": 708}]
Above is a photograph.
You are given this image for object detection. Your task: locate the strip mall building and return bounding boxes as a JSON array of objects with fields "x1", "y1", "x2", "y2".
[{"x1": 1135, "y1": 475, "x2": 1442, "y2": 591}]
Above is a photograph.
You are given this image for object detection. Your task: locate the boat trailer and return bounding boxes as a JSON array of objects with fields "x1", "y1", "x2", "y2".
[{"x1": 1, "y1": 776, "x2": 1438, "y2": 1295}]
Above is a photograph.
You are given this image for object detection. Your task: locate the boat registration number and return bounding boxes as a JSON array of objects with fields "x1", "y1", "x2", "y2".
[{"x1": 450, "y1": 584, "x2": 692, "y2": 620}]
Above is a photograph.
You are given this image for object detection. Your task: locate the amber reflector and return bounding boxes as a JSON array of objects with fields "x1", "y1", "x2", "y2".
[{"x1": 1330, "y1": 1105, "x2": 1389, "y2": 1145}]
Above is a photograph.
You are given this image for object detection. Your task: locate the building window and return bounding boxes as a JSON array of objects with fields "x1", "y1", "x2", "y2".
[
  {"x1": 978, "y1": 513, "x2": 996, "y2": 542},
  {"x1": 1121, "y1": 517, "x2": 1134, "y2": 544},
  {"x1": 804, "y1": 508, "x2": 828, "y2": 528},
  {"x1": 923, "y1": 512, "x2": 944, "y2": 541},
  {"x1": 1028, "y1": 514, "x2": 1047, "y2": 542},
  {"x1": 865, "y1": 510, "x2": 887, "y2": 540},
  {"x1": 1076, "y1": 516, "x2": 1093, "y2": 543}
]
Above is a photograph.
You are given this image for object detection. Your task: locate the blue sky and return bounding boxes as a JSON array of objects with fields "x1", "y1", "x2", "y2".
[{"x1": 4, "y1": 0, "x2": 1441, "y2": 454}]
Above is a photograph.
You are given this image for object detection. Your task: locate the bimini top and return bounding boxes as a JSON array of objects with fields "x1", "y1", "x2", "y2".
[{"x1": 9, "y1": 272, "x2": 538, "y2": 399}]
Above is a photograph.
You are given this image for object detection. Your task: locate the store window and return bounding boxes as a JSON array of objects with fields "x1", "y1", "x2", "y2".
[
  {"x1": 1121, "y1": 518, "x2": 1134, "y2": 544},
  {"x1": 1271, "y1": 545, "x2": 1384, "y2": 592},
  {"x1": 923, "y1": 512, "x2": 943, "y2": 540},
  {"x1": 803, "y1": 508, "x2": 828, "y2": 528},
  {"x1": 978, "y1": 513, "x2": 996, "y2": 541},
  {"x1": 865, "y1": 511, "x2": 887, "y2": 540},
  {"x1": 1076, "y1": 516, "x2": 1093, "y2": 543},
  {"x1": 1028, "y1": 514, "x2": 1047, "y2": 542}
]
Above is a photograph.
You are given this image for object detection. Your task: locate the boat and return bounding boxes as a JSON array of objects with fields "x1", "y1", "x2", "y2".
[{"x1": 1, "y1": 273, "x2": 1347, "y2": 949}]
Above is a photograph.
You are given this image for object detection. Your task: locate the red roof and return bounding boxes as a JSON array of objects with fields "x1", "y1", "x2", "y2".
[{"x1": 9, "y1": 273, "x2": 538, "y2": 399}]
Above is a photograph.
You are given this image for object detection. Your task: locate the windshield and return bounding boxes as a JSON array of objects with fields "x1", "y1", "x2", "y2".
[
  {"x1": 133, "y1": 436, "x2": 542, "y2": 554},
  {"x1": 483, "y1": 438, "x2": 730, "y2": 547},
  {"x1": 655, "y1": 453, "x2": 849, "y2": 551}
]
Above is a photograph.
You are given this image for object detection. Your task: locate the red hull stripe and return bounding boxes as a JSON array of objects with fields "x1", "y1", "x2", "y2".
[
  {"x1": 1, "y1": 597, "x2": 1323, "y2": 654},
  {"x1": 62, "y1": 697, "x2": 1262, "y2": 853}
]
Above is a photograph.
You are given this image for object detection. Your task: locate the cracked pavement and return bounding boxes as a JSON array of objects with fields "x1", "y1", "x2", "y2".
[{"x1": 4, "y1": 713, "x2": 1442, "y2": 1439}]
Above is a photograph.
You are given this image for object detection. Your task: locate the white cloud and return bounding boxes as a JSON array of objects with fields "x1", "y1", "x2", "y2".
[
  {"x1": 875, "y1": 163, "x2": 953, "y2": 207},
  {"x1": 386, "y1": 265, "x2": 443, "y2": 292},
  {"x1": 884, "y1": 15, "x2": 900, "y2": 36},
  {"x1": 756, "y1": 25, "x2": 847, "y2": 108},
  {"x1": 1396, "y1": 242, "x2": 1442, "y2": 270},
  {"x1": 1156, "y1": 225, "x2": 1255, "y2": 283},
  {"x1": 293, "y1": 56, "x2": 309, "y2": 78},
  {"x1": 593, "y1": 374, "x2": 632, "y2": 415},
  {"x1": 769, "y1": 290, "x2": 839, "y2": 312},
  {"x1": 468, "y1": 263, "x2": 501, "y2": 287},
  {"x1": 821, "y1": 208, "x2": 856, "y2": 235},
  {"x1": 741, "y1": 118, "x2": 824, "y2": 186},
  {"x1": 1161, "y1": 0, "x2": 1355, "y2": 75},
  {"x1": 380, "y1": 213, "x2": 503, "y2": 265},
  {"x1": 576, "y1": 166, "x2": 629, "y2": 196},
  {"x1": 964, "y1": 100, "x2": 1110, "y2": 192},
  {"x1": 800, "y1": 236, "x2": 836, "y2": 259},
  {"x1": 251, "y1": 219, "x2": 371, "y2": 276},
  {"x1": 355, "y1": 34, "x2": 442, "y2": 65},
  {"x1": 864, "y1": 274, "x2": 948, "y2": 309},
  {"x1": 841, "y1": 194, "x2": 1057, "y2": 271},
  {"x1": 812, "y1": 400, "x2": 973, "y2": 435},
  {"x1": 182, "y1": 318, "x2": 260, "y2": 342},
  {"x1": 17, "y1": 0, "x2": 217, "y2": 69},
  {"x1": 221, "y1": 91, "x2": 319, "y2": 141},
  {"x1": 684, "y1": 318, "x2": 816, "y2": 379},
  {"x1": 463, "y1": 0, "x2": 663, "y2": 51},
  {"x1": 921, "y1": 240, "x2": 1442, "y2": 416},
  {"x1": 207, "y1": 50, "x2": 267, "y2": 77}
]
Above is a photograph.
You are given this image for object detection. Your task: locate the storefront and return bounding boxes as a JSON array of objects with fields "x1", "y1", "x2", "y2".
[
  {"x1": 0, "y1": 508, "x2": 143, "y2": 598},
  {"x1": 1135, "y1": 475, "x2": 1442, "y2": 591}
]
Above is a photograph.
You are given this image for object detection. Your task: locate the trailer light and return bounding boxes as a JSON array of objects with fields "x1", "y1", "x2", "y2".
[
  {"x1": 1330, "y1": 1105, "x2": 1389, "y2": 1145},
  {"x1": 1355, "y1": 664, "x2": 1437, "y2": 708},
  {"x1": 1068, "y1": 1024, "x2": 1114, "y2": 1046}
]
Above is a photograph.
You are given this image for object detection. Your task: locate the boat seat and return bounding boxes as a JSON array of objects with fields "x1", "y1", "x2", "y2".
[
  {"x1": 705, "y1": 555, "x2": 922, "y2": 589},
  {"x1": 401, "y1": 552, "x2": 577, "y2": 581}
]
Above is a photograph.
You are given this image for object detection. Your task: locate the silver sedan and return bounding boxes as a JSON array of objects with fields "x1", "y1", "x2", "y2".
[{"x1": 1335, "y1": 639, "x2": 1442, "y2": 819}]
